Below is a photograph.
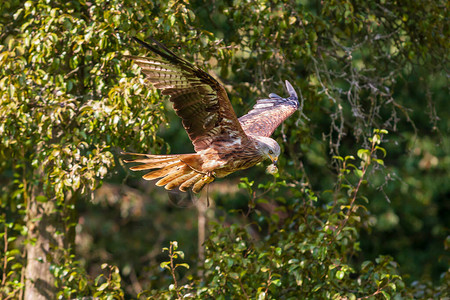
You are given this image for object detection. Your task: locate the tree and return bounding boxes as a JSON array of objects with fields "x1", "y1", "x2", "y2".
[
  {"x1": 1, "y1": 0, "x2": 448, "y2": 299},
  {"x1": 0, "y1": 0, "x2": 205, "y2": 298}
]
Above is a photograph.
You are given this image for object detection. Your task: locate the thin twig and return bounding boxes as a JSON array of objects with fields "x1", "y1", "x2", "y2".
[
  {"x1": 169, "y1": 243, "x2": 182, "y2": 300},
  {"x1": 238, "y1": 277, "x2": 250, "y2": 299},
  {"x1": 332, "y1": 140, "x2": 377, "y2": 241}
]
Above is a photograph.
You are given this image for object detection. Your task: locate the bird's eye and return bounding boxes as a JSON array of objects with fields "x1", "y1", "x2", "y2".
[{"x1": 269, "y1": 150, "x2": 274, "y2": 154}]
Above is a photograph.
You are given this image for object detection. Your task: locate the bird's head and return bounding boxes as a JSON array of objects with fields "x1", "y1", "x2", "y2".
[{"x1": 255, "y1": 136, "x2": 280, "y2": 165}]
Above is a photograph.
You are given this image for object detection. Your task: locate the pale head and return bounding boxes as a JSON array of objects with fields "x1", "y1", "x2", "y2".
[{"x1": 254, "y1": 136, "x2": 281, "y2": 165}]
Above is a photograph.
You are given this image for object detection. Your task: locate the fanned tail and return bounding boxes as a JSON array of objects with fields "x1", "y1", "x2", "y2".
[{"x1": 122, "y1": 152, "x2": 213, "y2": 193}]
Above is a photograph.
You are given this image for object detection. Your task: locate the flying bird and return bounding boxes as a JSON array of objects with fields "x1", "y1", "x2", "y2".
[{"x1": 123, "y1": 37, "x2": 300, "y2": 193}]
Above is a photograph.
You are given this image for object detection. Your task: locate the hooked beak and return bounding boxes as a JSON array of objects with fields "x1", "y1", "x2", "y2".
[{"x1": 269, "y1": 155, "x2": 278, "y2": 166}]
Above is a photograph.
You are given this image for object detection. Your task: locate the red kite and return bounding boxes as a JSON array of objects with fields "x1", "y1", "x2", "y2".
[{"x1": 123, "y1": 38, "x2": 299, "y2": 193}]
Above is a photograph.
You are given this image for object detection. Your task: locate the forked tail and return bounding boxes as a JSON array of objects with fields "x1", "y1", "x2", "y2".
[{"x1": 122, "y1": 152, "x2": 213, "y2": 193}]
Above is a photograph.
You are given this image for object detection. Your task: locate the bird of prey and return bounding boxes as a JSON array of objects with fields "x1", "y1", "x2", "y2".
[{"x1": 123, "y1": 37, "x2": 300, "y2": 193}]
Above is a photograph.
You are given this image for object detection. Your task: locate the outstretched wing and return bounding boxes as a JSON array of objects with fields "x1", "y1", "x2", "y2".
[
  {"x1": 238, "y1": 81, "x2": 299, "y2": 137},
  {"x1": 127, "y1": 37, "x2": 248, "y2": 152}
]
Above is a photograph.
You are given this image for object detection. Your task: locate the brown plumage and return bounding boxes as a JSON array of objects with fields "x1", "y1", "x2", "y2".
[{"x1": 123, "y1": 37, "x2": 300, "y2": 193}]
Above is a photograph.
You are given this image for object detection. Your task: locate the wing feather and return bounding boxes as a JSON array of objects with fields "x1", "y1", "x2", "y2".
[
  {"x1": 126, "y1": 37, "x2": 248, "y2": 152},
  {"x1": 238, "y1": 81, "x2": 299, "y2": 137}
]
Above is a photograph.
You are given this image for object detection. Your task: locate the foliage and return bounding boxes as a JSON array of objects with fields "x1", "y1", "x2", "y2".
[
  {"x1": 135, "y1": 131, "x2": 446, "y2": 299},
  {"x1": 188, "y1": 132, "x2": 407, "y2": 299},
  {"x1": 0, "y1": 0, "x2": 448, "y2": 299},
  {"x1": 50, "y1": 252, "x2": 124, "y2": 299}
]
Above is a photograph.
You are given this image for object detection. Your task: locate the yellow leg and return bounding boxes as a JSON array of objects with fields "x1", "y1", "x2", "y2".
[{"x1": 202, "y1": 174, "x2": 215, "y2": 184}]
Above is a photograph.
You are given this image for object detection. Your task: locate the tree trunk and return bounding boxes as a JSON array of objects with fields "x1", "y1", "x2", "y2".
[{"x1": 24, "y1": 198, "x2": 67, "y2": 300}]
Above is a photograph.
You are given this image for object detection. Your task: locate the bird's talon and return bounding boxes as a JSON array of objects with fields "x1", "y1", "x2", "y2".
[{"x1": 203, "y1": 173, "x2": 215, "y2": 183}]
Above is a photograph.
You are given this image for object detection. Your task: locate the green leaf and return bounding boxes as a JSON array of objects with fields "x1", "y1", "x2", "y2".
[
  {"x1": 357, "y1": 149, "x2": 370, "y2": 161},
  {"x1": 375, "y1": 159, "x2": 384, "y2": 165},
  {"x1": 354, "y1": 169, "x2": 363, "y2": 178},
  {"x1": 171, "y1": 241, "x2": 178, "y2": 249},
  {"x1": 372, "y1": 134, "x2": 380, "y2": 145},
  {"x1": 97, "y1": 282, "x2": 109, "y2": 291},
  {"x1": 175, "y1": 263, "x2": 190, "y2": 270},
  {"x1": 346, "y1": 163, "x2": 358, "y2": 170},
  {"x1": 160, "y1": 262, "x2": 170, "y2": 270},
  {"x1": 272, "y1": 278, "x2": 281, "y2": 286},
  {"x1": 275, "y1": 247, "x2": 282, "y2": 256},
  {"x1": 381, "y1": 291, "x2": 391, "y2": 300},
  {"x1": 361, "y1": 261, "x2": 372, "y2": 271},
  {"x1": 175, "y1": 250, "x2": 184, "y2": 259},
  {"x1": 375, "y1": 146, "x2": 387, "y2": 157},
  {"x1": 312, "y1": 284, "x2": 322, "y2": 292},
  {"x1": 388, "y1": 282, "x2": 396, "y2": 292},
  {"x1": 257, "y1": 291, "x2": 267, "y2": 300}
]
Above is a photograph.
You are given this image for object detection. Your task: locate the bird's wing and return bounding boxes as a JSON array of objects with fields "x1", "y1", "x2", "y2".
[
  {"x1": 127, "y1": 37, "x2": 248, "y2": 152},
  {"x1": 238, "y1": 81, "x2": 299, "y2": 137}
]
